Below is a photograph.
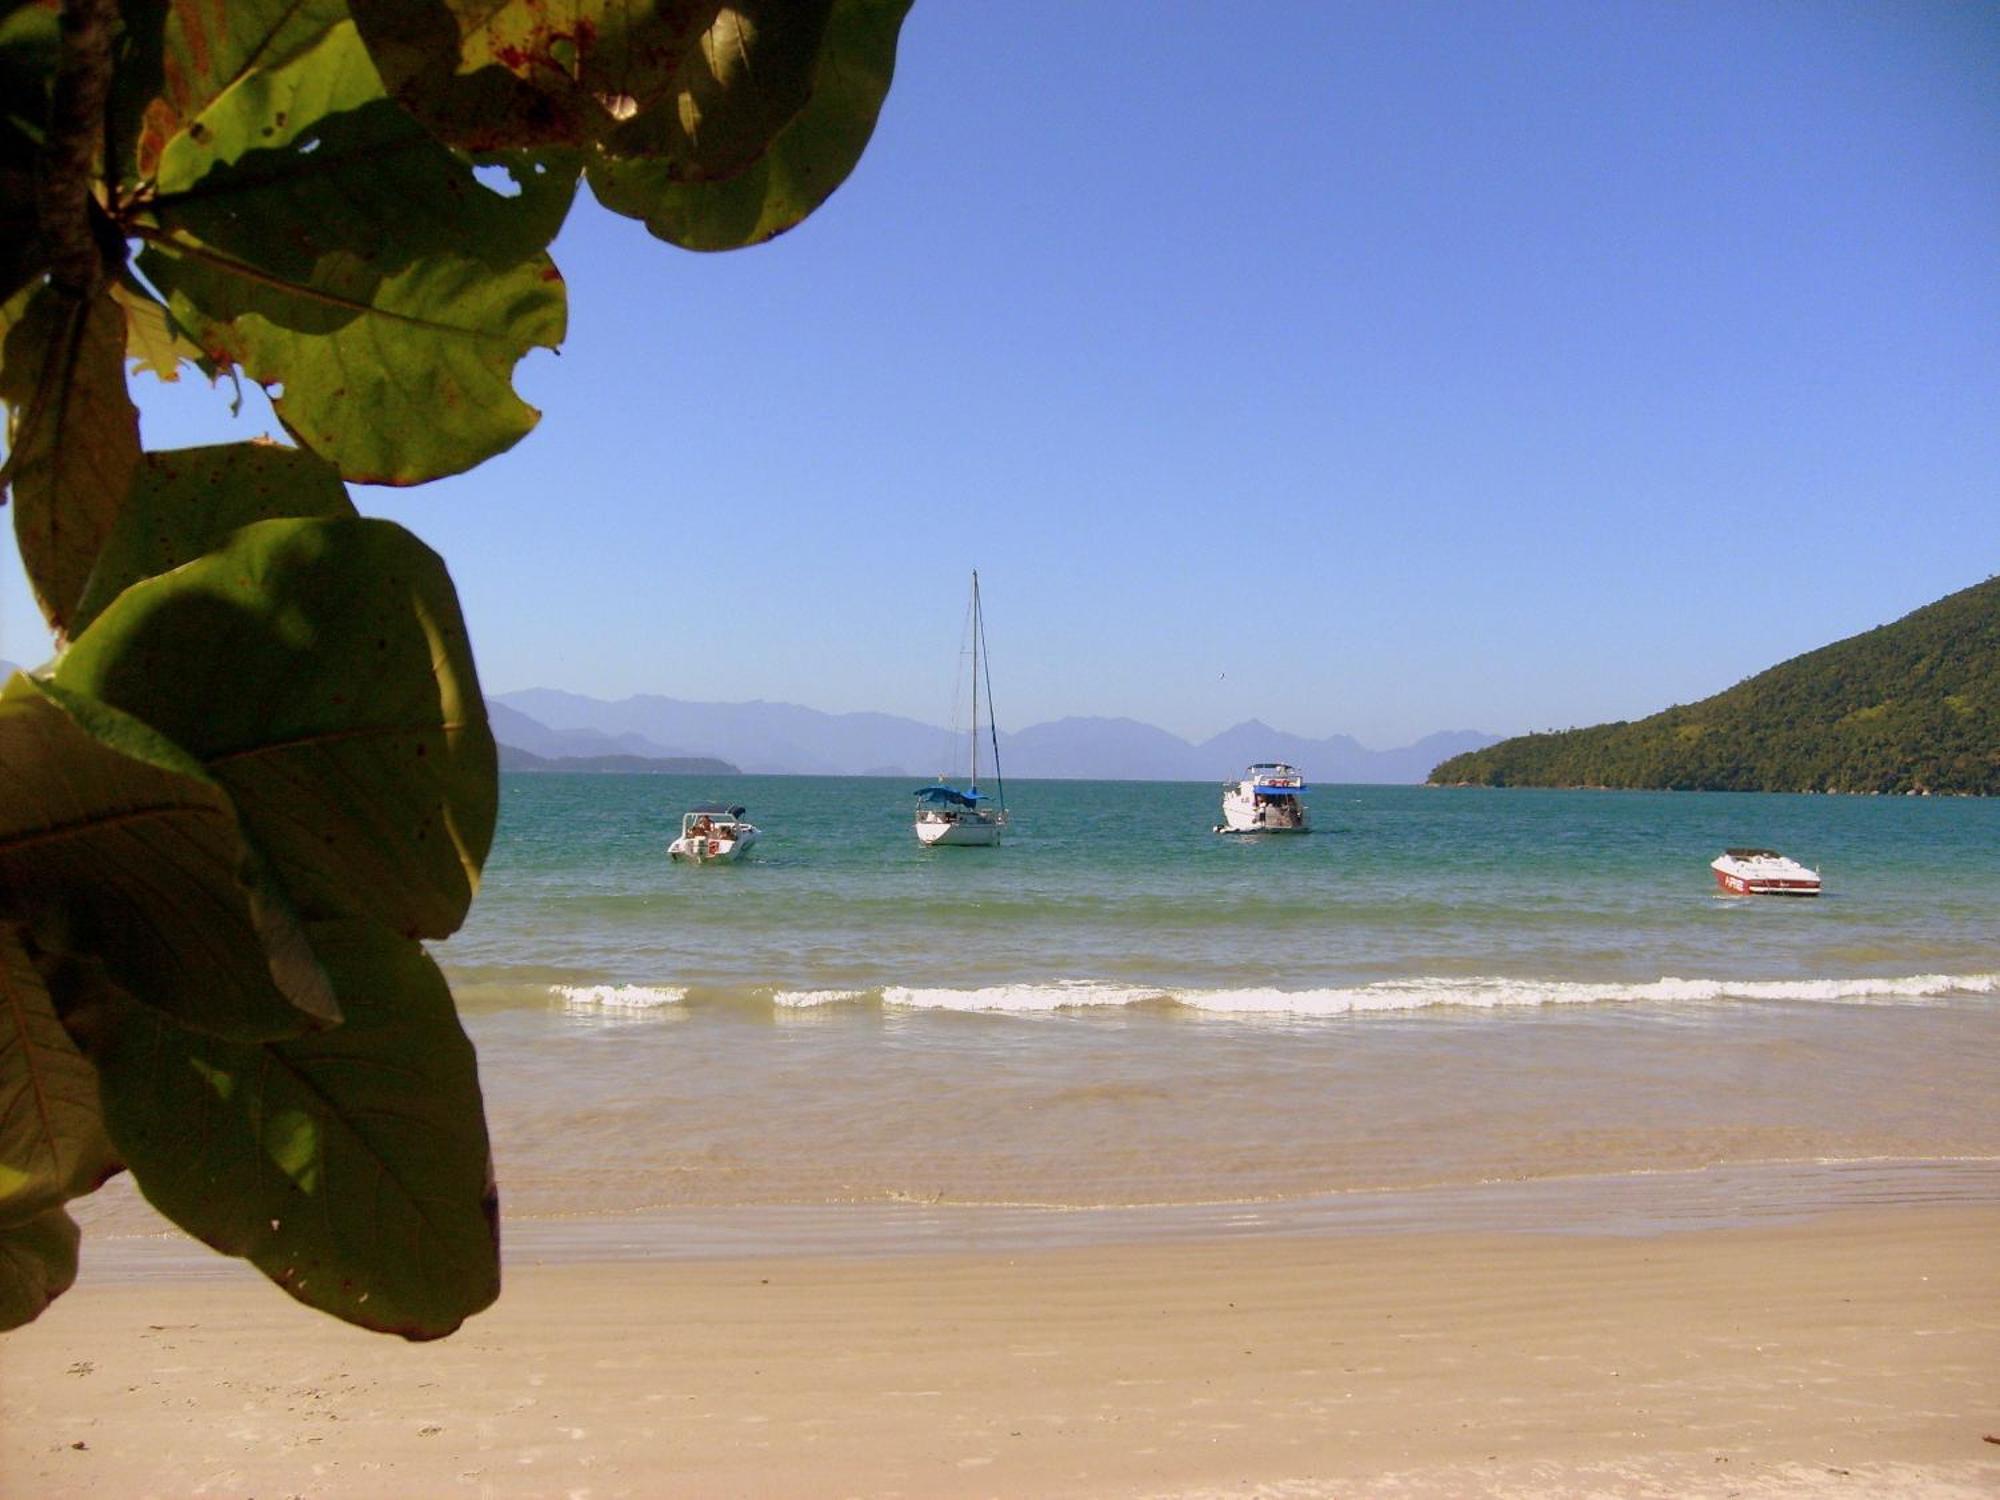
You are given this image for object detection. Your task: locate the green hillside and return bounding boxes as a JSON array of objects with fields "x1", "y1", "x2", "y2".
[{"x1": 1429, "y1": 576, "x2": 2000, "y2": 795}]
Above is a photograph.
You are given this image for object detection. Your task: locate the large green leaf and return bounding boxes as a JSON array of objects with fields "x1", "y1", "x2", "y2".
[
  {"x1": 588, "y1": 0, "x2": 909, "y2": 251},
  {"x1": 0, "y1": 673, "x2": 336, "y2": 1040},
  {"x1": 0, "y1": 1203, "x2": 78, "y2": 1330},
  {"x1": 0, "y1": 924, "x2": 115, "y2": 1224},
  {"x1": 138, "y1": 23, "x2": 572, "y2": 484},
  {"x1": 84, "y1": 918, "x2": 499, "y2": 1339},
  {"x1": 56, "y1": 517, "x2": 497, "y2": 939},
  {"x1": 71, "y1": 440, "x2": 355, "y2": 636},
  {"x1": 127, "y1": 0, "x2": 350, "y2": 181},
  {"x1": 0, "y1": 282, "x2": 141, "y2": 637}
]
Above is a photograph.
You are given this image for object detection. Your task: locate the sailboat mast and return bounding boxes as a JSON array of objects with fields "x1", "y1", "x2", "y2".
[
  {"x1": 980, "y1": 575, "x2": 1006, "y2": 819},
  {"x1": 969, "y1": 570, "x2": 980, "y2": 791}
]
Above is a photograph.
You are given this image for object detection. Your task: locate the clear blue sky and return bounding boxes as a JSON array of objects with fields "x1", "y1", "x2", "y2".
[{"x1": 5, "y1": 2, "x2": 1996, "y2": 747}]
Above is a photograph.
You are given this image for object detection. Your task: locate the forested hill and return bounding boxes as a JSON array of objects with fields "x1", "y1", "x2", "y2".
[{"x1": 1428, "y1": 576, "x2": 2000, "y2": 795}]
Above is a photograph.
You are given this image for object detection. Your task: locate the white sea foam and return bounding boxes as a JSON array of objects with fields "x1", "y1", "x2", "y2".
[
  {"x1": 553, "y1": 984, "x2": 688, "y2": 1013},
  {"x1": 1176, "y1": 974, "x2": 1996, "y2": 1014},
  {"x1": 535, "y1": 973, "x2": 1998, "y2": 1019},
  {"x1": 868, "y1": 972, "x2": 2000, "y2": 1017},
  {"x1": 881, "y1": 980, "x2": 1164, "y2": 1012},
  {"x1": 771, "y1": 988, "x2": 869, "y2": 1008}
]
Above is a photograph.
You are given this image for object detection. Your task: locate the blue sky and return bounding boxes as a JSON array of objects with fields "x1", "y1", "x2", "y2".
[{"x1": 5, "y1": 2, "x2": 1996, "y2": 746}]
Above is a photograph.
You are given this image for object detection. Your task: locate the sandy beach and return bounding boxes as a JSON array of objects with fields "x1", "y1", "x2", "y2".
[{"x1": 4, "y1": 1206, "x2": 1995, "y2": 1499}]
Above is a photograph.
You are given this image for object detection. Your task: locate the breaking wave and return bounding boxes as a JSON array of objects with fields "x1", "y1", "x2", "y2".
[
  {"x1": 554, "y1": 984, "x2": 689, "y2": 1014},
  {"x1": 531, "y1": 972, "x2": 1999, "y2": 1019}
]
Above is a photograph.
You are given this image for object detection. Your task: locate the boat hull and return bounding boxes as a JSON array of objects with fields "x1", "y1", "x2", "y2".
[
  {"x1": 1217, "y1": 790, "x2": 1309, "y2": 834},
  {"x1": 916, "y1": 814, "x2": 1002, "y2": 847},
  {"x1": 1712, "y1": 867, "x2": 1819, "y2": 896},
  {"x1": 669, "y1": 829, "x2": 758, "y2": 863}
]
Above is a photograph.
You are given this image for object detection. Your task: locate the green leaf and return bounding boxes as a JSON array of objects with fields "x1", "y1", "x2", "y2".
[
  {"x1": 127, "y1": 0, "x2": 350, "y2": 182},
  {"x1": 138, "y1": 23, "x2": 573, "y2": 484},
  {"x1": 588, "y1": 0, "x2": 910, "y2": 251},
  {"x1": 0, "y1": 924, "x2": 115, "y2": 1223},
  {"x1": 597, "y1": 2, "x2": 829, "y2": 183},
  {"x1": 71, "y1": 440, "x2": 355, "y2": 636},
  {"x1": 0, "y1": 282, "x2": 141, "y2": 638},
  {"x1": 55, "y1": 517, "x2": 498, "y2": 939},
  {"x1": 351, "y1": 0, "x2": 733, "y2": 153},
  {"x1": 84, "y1": 919, "x2": 499, "y2": 1339},
  {"x1": 0, "y1": 673, "x2": 336, "y2": 1041},
  {"x1": 0, "y1": 1203, "x2": 78, "y2": 1331}
]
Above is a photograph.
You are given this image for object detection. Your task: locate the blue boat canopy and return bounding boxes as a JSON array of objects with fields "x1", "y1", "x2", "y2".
[
  {"x1": 913, "y1": 784, "x2": 984, "y2": 806},
  {"x1": 1252, "y1": 783, "x2": 1307, "y2": 796}
]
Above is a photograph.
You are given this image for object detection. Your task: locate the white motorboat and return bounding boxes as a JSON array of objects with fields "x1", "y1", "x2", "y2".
[
  {"x1": 1215, "y1": 762, "x2": 1310, "y2": 834},
  {"x1": 669, "y1": 804, "x2": 759, "y2": 863},
  {"x1": 915, "y1": 571, "x2": 1008, "y2": 847},
  {"x1": 1710, "y1": 847, "x2": 1820, "y2": 896}
]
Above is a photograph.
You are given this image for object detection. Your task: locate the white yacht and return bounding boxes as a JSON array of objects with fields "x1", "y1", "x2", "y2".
[
  {"x1": 668, "y1": 804, "x2": 759, "y2": 863},
  {"x1": 915, "y1": 571, "x2": 1007, "y2": 847},
  {"x1": 1215, "y1": 763, "x2": 1310, "y2": 834}
]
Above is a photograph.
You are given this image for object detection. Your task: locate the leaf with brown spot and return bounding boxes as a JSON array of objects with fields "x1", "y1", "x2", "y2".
[
  {"x1": 123, "y1": 0, "x2": 350, "y2": 182},
  {"x1": 352, "y1": 0, "x2": 728, "y2": 152},
  {"x1": 137, "y1": 24, "x2": 573, "y2": 484}
]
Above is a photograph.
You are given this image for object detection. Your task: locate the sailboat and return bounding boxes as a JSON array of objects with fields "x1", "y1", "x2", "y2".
[{"x1": 913, "y1": 571, "x2": 1008, "y2": 847}]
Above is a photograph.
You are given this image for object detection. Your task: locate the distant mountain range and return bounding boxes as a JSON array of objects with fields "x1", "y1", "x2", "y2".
[
  {"x1": 4, "y1": 652, "x2": 1488, "y2": 782},
  {"x1": 1430, "y1": 575, "x2": 2000, "y2": 795},
  {"x1": 497, "y1": 743, "x2": 739, "y2": 775},
  {"x1": 489, "y1": 687, "x2": 1497, "y2": 783}
]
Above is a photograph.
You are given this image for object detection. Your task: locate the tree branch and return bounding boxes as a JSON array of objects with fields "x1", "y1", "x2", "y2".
[{"x1": 39, "y1": 0, "x2": 119, "y2": 295}]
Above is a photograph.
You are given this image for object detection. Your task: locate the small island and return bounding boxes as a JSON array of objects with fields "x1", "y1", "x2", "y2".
[{"x1": 1429, "y1": 575, "x2": 1998, "y2": 795}]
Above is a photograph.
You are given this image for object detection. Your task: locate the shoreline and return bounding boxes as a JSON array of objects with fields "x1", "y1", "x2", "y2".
[
  {"x1": 66, "y1": 1153, "x2": 2000, "y2": 1280},
  {"x1": 5, "y1": 1204, "x2": 1995, "y2": 1498}
]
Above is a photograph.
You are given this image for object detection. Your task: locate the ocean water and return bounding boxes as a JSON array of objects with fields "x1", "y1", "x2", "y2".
[
  {"x1": 422, "y1": 776, "x2": 2000, "y2": 1235},
  {"x1": 75, "y1": 774, "x2": 2000, "y2": 1264}
]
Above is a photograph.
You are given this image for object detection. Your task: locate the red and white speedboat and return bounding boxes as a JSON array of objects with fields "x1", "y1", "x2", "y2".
[{"x1": 1710, "y1": 848, "x2": 1820, "y2": 896}]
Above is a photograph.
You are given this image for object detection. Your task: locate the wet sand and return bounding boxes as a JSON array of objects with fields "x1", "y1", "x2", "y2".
[{"x1": 4, "y1": 1206, "x2": 1996, "y2": 1498}]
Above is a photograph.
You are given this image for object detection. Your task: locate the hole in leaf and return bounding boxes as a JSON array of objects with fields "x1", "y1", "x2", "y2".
[{"x1": 473, "y1": 162, "x2": 523, "y2": 198}]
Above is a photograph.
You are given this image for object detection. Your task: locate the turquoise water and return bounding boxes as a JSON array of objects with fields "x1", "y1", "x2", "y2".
[
  {"x1": 349, "y1": 775, "x2": 2000, "y2": 1225},
  {"x1": 78, "y1": 775, "x2": 1999, "y2": 1244},
  {"x1": 452, "y1": 776, "x2": 2000, "y2": 1004}
]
